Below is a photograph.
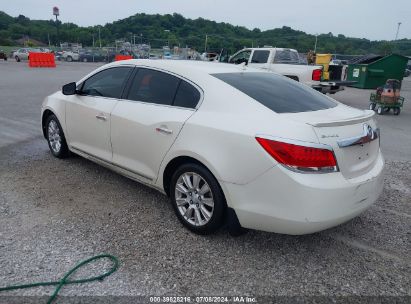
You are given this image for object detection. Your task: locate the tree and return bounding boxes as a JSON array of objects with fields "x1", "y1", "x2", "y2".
[{"x1": 0, "y1": 10, "x2": 410, "y2": 55}]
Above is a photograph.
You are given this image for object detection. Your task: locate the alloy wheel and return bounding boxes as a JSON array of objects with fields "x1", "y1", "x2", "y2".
[
  {"x1": 48, "y1": 119, "x2": 62, "y2": 153},
  {"x1": 174, "y1": 172, "x2": 214, "y2": 226}
]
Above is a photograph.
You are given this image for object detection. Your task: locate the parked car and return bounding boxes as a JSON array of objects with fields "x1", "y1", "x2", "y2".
[
  {"x1": 163, "y1": 51, "x2": 172, "y2": 59},
  {"x1": 55, "y1": 51, "x2": 64, "y2": 61},
  {"x1": 13, "y1": 48, "x2": 40, "y2": 62},
  {"x1": 41, "y1": 60, "x2": 384, "y2": 235},
  {"x1": 0, "y1": 50, "x2": 7, "y2": 61},
  {"x1": 227, "y1": 48, "x2": 351, "y2": 94},
  {"x1": 78, "y1": 51, "x2": 107, "y2": 62},
  {"x1": 62, "y1": 51, "x2": 80, "y2": 62}
]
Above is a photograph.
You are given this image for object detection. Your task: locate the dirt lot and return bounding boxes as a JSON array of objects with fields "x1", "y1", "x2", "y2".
[{"x1": 0, "y1": 61, "x2": 410, "y2": 302}]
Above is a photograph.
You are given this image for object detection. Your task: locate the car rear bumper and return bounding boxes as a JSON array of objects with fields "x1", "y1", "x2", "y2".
[
  {"x1": 312, "y1": 85, "x2": 344, "y2": 94},
  {"x1": 223, "y1": 152, "x2": 384, "y2": 235}
]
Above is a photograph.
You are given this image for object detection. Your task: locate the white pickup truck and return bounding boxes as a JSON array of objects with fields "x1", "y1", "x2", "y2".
[{"x1": 228, "y1": 47, "x2": 344, "y2": 94}]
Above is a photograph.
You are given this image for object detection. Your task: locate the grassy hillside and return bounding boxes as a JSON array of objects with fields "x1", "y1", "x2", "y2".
[{"x1": 0, "y1": 11, "x2": 410, "y2": 55}]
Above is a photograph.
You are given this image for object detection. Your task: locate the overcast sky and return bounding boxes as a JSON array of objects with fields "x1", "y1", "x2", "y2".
[{"x1": 2, "y1": 0, "x2": 410, "y2": 41}]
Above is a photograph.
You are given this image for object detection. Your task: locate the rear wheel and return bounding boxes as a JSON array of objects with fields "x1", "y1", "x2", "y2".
[
  {"x1": 393, "y1": 108, "x2": 401, "y2": 116},
  {"x1": 383, "y1": 107, "x2": 390, "y2": 113},
  {"x1": 66, "y1": 56, "x2": 73, "y2": 62},
  {"x1": 377, "y1": 106, "x2": 383, "y2": 115},
  {"x1": 45, "y1": 114, "x2": 69, "y2": 158},
  {"x1": 15, "y1": 56, "x2": 20, "y2": 62},
  {"x1": 170, "y1": 163, "x2": 226, "y2": 234}
]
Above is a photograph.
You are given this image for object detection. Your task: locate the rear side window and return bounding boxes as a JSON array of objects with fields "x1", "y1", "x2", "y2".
[
  {"x1": 174, "y1": 81, "x2": 201, "y2": 108},
  {"x1": 273, "y1": 50, "x2": 300, "y2": 64},
  {"x1": 127, "y1": 68, "x2": 180, "y2": 105},
  {"x1": 251, "y1": 51, "x2": 270, "y2": 63},
  {"x1": 212, "y1": 72, "x2": 337, "y2": 113},
  {"x1": 80, "y1": 67, "x2": 132, "y2": 98}
]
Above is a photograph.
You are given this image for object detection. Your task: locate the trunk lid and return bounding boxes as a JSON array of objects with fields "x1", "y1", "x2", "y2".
[{"x1": 281, "y1": 105, "x2": 380, "y2": 179}]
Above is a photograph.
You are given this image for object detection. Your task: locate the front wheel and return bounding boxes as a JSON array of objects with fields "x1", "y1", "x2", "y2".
[
  {"x1": 45, "y1": 114, "x2": 69, "y2": 158},
  {"x1": 66, "y1": 56, "x2": 73, "y2": 62},
  {"x1": 170, "y1": 163, "x2": 226, "y2": 234},
  {"x1": 369, "y1": 103, "x2": 376, "y2": 110},
  {"x1": 15, "y1": 56, "x2": 20, "y2": 62},
  {"x1": 377, "y1": 106, "x2": 383, "y2": 115}
]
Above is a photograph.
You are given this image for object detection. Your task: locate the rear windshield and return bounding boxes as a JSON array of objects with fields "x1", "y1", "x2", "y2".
[{"x1": 212, "y1": 72, "x2": 337, "y2": 113}]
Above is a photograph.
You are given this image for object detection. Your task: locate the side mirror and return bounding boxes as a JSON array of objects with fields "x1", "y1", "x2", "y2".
[{"x1": 62, "y1": 82, "x2": 77, "y2": 95}]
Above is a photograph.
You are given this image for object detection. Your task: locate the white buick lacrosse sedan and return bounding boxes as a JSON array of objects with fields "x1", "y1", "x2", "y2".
[{"x1": 41, "y1": 60, "x2": 384, "y2": 235}]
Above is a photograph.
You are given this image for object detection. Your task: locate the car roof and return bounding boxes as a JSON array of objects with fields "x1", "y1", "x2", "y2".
[{"x1": 111, "y1": 59, "x2": 262, "y2": 76}]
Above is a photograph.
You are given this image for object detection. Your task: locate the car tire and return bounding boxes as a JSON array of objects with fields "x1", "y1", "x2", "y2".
[
  {"x1": 83, "y1": 58, "x2": 87, "y2": 62},
  {"x1": 66, "y1": 56, "x2": 72, "y2": 62},
  {"x1": 45, "y1": 114, "x2": 70, "y2": 158},
  {"x1": 15, "y1": 56, "x2": 20, "y2": 62},
  {"x1": 393, "y1": 108, "x2": 401, "y2": 116},
  {"x1": 369, "y1": 103, "x2": 376, "y2": 110},
  {"x1": 170, "y1": 163, "x2": 226, "y2": 235},
  {"x1": 377, "y1": 106, "x2": 383, "y2": 115}
]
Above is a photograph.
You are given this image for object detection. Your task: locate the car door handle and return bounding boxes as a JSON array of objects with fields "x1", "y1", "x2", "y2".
[
  {"x1": 96, "y1": 113, "x2": 107, "y2": 121},
  {"x1": 156, "y1": 127, "x2": 173, "y2": 135}
]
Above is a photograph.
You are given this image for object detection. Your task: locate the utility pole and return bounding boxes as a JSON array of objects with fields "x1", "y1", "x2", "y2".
[
  {"x1": 205, "y1": 34, "x2": 208, "y2": 53},
  {"x1": 395, "y1": 22, "x2": 402, "y2": 40},
  {"x1": 98, "y1": 26, "x2": 101, "y2": 48},
  {"x1": 314, "y1": 34, "x2": 318, "y2": 53},
  {"x1": 164, "y1": 30, "x2": 170, "y2": 47}
]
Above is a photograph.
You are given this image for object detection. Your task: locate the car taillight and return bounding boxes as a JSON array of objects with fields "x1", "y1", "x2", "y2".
[
  {"x1": 256, "y1": 137, "x2": 338, "y2": 173},
  {"x1": 312, "y1": 69, "x2": 322, "y2": 81}
]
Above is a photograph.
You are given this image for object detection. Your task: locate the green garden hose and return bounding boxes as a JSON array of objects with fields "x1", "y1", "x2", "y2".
[{"x1": 0, "y1": 254, "x2": 119, "y2": 304}]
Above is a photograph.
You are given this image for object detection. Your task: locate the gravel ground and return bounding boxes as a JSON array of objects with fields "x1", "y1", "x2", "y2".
[{"x1": 0, "y1": 61, "x2": 410, "y2": 302}]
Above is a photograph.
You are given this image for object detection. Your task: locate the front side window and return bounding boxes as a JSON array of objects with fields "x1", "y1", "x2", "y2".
[
  {"x1": 127, "y1": 68, "x2": 180, "y2": 106},
  {"x1": 251, "y1": 50, "x2": 270, "y2": 64},
  {"x1": 212, "y1": 72, "x2": 337, "y2": 113},
  {"x1": 229, "y1": 50, "x2": 252, "y2": 65},
  {"x1": 80, "y1": 67, "x2": 132, "y2": 98}
]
